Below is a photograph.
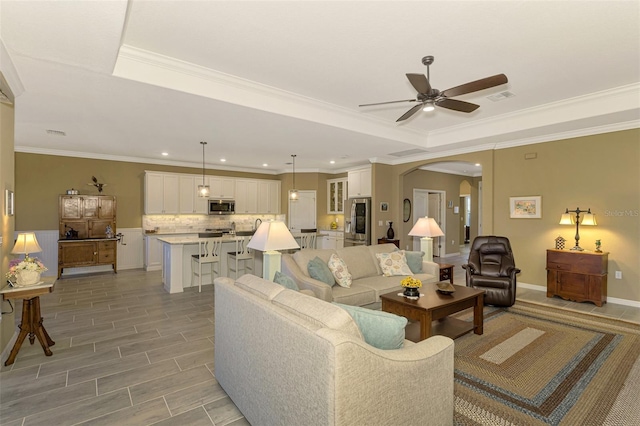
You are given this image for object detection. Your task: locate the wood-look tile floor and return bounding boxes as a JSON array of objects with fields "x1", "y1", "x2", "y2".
[
  {"x1": 0, "y1": 270, "x2": 249, "y2": 426},
  {"x1": 2, "y1": 252, "x2": 638, "y2": 425}
]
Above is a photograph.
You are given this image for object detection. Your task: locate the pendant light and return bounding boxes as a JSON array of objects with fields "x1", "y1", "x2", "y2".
[
  {"x1": 289, "y1": 154, "x2": 298, "y2": 201},
  {"x1": 198, "y1": 141, "x2": 210, "y2": 197}
]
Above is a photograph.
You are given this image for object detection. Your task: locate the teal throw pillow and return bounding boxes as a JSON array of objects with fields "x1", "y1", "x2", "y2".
[
  {"x1": 333, "y1": 303, "x2": 408, "y2": 350},
  {"x1": 404, "y1": 251, "x2": 425, "y2": 273},
  {"x1": 307, "y1": 257, "x2": 335, "y2": 286},
  {"x1": 273, "y1": 271, "x2": 299, "y2": 291}
]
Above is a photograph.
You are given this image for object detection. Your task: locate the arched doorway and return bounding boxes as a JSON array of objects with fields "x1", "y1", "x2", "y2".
[{"x1": 403, "y1": 161, "x2": 482, "y2": 257}]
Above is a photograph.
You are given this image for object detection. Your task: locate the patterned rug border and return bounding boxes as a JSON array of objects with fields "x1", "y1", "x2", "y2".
[{"x1": 453, "y1": 300, "x2": 640, "y2": 425}]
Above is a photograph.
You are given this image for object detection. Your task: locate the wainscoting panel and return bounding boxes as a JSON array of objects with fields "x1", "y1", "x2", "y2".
[{"x1": 14, "y1": 228, "x2": 144, "y2": 278}]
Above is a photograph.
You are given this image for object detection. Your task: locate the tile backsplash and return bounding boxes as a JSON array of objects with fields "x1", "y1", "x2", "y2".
[{"x1": 142, "y1": 214, "x2": 284, "y2": 234}]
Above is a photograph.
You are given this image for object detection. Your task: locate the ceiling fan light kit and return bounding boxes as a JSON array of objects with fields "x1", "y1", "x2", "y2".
[{"x1": 359, "y1": 55, "x2": 508, "y2": 122}]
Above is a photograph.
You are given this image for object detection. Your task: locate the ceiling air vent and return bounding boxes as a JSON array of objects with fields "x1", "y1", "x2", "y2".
[
  {"x1": 46, "y1": 129, "x2": 66, "y2": 136},
  {"x1": 487, "y1": 91, "x2": 516, "y2": 102},
  {"x1": 388, "y1": 148, "x2": 428, "y2": 158}
]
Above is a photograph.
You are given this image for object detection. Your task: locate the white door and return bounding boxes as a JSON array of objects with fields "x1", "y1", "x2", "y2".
[
  {"x1": 428, "y1": 193, "x2": 443, "y2": 257},
  {"x1": 412, "y1": 189, "x2": 445, "y2": 256},
  {"x1": 288, "y1": 191, "x2": 316, "y2": 231},
  {"x1": 412, "y1": 190, "x2": 428, "y2": 252}
]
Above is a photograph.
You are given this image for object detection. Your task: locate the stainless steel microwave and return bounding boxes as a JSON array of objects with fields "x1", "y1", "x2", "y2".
[{"x1": 208, "y1": 199, "x2": 235, "y2": 215}]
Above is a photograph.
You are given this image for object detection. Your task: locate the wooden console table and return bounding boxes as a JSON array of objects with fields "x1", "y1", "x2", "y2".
[
  {"x1": 546, "y1": 249, "x2": 608, "y2": 306},
  {"x1": 1, "y1": 277, "x2": 56, "y2": 366},
  {"x1": 377, "y1": 238, "x2": 400, "y2": 248}
]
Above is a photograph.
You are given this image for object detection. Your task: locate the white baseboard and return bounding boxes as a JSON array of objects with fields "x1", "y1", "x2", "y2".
[{"x1": 518, "y1": 282, "x2": 640, "y2": 308}]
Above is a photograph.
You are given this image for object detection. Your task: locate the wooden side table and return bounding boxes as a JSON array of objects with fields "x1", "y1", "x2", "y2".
[
  {"x1": 435, "y1": 262, "x2": 454, "y2": 284},
  {"x1": 1, "y1": 277, "x2": 56, "y2": 366}
]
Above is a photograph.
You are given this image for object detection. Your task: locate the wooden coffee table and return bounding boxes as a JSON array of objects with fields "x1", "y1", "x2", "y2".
[{"x1": 380, "y1": 283, "x2": 484, "y2": 342}]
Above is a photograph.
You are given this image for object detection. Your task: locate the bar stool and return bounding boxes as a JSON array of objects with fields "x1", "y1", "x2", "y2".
[
  {"x1": 299, "y1": 232, "x2": 317, "y2": 250},
  {"x1": 191, "y1": 238, "x2": 222, "y2": 292},
  {"x1": 227, "y1": 236, "x2": 254, "y2": 278}
]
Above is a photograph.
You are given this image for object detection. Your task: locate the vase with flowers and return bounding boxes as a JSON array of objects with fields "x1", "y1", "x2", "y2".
[
  {"x1": 6, "y1": 256, "x2": 48, "y2": 286},
  {"x1": 400, "y1": 276, "x2": 422, "y2": 298}
]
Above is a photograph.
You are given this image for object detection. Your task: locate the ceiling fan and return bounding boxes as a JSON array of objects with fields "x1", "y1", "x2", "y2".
[{"x1": 359, "y1": 55, "x2": 508, "y2": 122}]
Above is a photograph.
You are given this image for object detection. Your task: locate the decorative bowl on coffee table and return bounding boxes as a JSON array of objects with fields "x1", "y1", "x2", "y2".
[{"x1": 436, "y1": 281, "x2": 456, "y2": 295}]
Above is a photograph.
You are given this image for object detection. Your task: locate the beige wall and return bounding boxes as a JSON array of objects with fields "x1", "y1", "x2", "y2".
[
  {"x1": 13, "y1": 129, "x2": 640, "y2": 305},
  {"x1": 15, "y1": 153, "x2": 278, "y2": 230},
  {"x1": 386, "y1": 130, "x2": 638, "y2": 303},
  {"x1": 492, "y1": 130, "x2": 639, "y2": 302},
  {"x1": 1, "y1": 90, "x2": 15, "y2": 352}
]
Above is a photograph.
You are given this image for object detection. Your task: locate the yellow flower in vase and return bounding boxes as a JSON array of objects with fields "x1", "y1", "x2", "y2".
[
  {"x1": 400, "y1": 276, "x2": 422, "y2": 288},
  {"x1": 401, "y1": 276, "x2": 422, "y2": 298}
]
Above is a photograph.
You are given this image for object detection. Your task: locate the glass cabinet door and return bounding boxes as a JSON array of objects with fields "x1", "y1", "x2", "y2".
[{"x1": 327, "y1": 179, "x2": 347, "y2": 214}]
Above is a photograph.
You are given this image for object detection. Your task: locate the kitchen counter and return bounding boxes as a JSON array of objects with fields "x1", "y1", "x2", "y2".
[{"x1": 157, "y1": 232, "x2": 322, "y2": 293}]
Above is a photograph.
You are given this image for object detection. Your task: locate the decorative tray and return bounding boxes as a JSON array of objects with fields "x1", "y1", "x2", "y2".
[{"x1": 436, "y1": 282, "x2": 456, "y2": 294}]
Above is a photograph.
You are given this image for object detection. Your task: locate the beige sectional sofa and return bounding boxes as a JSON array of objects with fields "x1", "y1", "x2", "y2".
[
  {"x1": 281, "y1": 243, "x2": 440, "y2": 306},
  {"x1": 214, "y1": 274, "x2": 454, "y2": 426}
]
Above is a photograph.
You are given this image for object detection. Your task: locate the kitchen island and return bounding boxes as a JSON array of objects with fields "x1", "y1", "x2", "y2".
[{"x1": 158, "y1": 232, "x2": 321, "y2": 293}]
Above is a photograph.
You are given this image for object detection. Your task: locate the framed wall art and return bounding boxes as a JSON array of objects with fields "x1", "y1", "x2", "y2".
[
  {"x1": 380, "y1": 202, "x2": 389, "y2": 212},
  {"x1": 510, "y1": 196, "x2": 541, "y2": 219}
]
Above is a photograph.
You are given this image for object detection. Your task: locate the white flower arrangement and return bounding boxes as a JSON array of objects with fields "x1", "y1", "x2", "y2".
[{"x1": 6, "y1": 256, "x2": 48, "y2": 280}]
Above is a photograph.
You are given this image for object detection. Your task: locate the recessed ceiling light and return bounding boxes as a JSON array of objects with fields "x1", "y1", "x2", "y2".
[
  {"x1": 262, "y1": 163, "x2": 268, "y2": 167},
  {"x1": 161, "y1": 152, "x2": 169, "y2": 156},
  {"x1": 475, "y1": 163, "x2": 481, "y2": 167},
  {"x1": 220, "y1": 158, "x2": 226, "y2": 162},
  {"x1": 330, "y1": 160, "x2": 335, "y2": 164}
]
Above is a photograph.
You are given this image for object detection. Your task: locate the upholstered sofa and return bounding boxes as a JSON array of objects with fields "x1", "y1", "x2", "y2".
[
  {"x1": 281, "y1": 243, "x2": 439, "y2": 306},
  {"x1": 214, "y1": 274, "x2": 454, "y2": 426}
]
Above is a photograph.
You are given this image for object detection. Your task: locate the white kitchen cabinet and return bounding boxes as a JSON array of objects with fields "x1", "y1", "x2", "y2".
[
  {"x1": 319, "y1": 231, "x2": 344, "y2": 250},
  {"x1": 327, "y1": 178, "x2": 347, "y2": 214},
  {"x1": 348, "y1": 167, "x2": 372, "y2": 198},
  {"x1": 258, "y1": 180, "x2": 281, "y2": 214},
  {"x1": 179, "y1": 175, "x2": 196, "y2": 214},
  {"x1": 144, "y1": 235, "x2": 163, "y2": 271},
  {"x1": 145, "y1": 172, "x2": 180, "y2": 214},
  {"x1": 209, "y1": 176, "x2": 235, "y2": 199},
  {"x1": 179, "y1": 175, "x2": 209, "y2": 214},
  {"x1": 235, "y1": 179, "x2": 258, "y2": 213}
]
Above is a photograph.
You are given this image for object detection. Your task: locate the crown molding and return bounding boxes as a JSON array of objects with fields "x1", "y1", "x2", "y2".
[{"x1": 0, "y1": 39, "x2": 25, "y2": 98}]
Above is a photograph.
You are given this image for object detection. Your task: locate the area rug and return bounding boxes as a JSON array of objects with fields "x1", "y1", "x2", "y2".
[{"x1": 452, "y1": 301, "x2": 640, "y2": 425}]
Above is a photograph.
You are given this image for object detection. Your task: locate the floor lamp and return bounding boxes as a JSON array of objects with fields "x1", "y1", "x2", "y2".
[
  {"x1": 247, "y1": 220, "x2": 300, "y2": 281},
  {"x1": 408, "y1": 217, "x2": 444, "y2": 262}
]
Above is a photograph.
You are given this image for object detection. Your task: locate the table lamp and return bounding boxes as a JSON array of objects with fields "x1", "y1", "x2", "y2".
[
  {"x1": 560, "y1": 207, "x2": 596, "y2": 251},
  {"x1": 12, "y1": 232, "x2": 43, "y2": 259},
  {"x1": 247, "y1": 220, "x2": 300, "y2": 281},
  {"x1": 408, "y1": 216, "x2": 444, "y2": 262}
]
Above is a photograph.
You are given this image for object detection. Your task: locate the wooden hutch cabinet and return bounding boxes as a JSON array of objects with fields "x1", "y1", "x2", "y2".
[
  {"x1": 58, "y1": 195, "x2": 117, "y2": 278},
  {"x1": 546, "y1": 249, "x2": 608, "y2": 307}
]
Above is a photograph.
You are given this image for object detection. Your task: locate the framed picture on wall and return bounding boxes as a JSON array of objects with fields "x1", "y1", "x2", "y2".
[
  {"x1": 5, "y1": 189, "x2": 14, "y2": 216},
  {"x1": 510, "y1": 196, "x2": 541, "y2": 218},
  {"x1": 380, "y1": 202, "x2": 389, "y2": 212}
]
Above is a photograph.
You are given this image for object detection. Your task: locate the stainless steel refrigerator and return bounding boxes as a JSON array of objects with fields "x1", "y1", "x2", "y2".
[{"x1": 344, "y1": 197, "x2": 371, "y2": 246}]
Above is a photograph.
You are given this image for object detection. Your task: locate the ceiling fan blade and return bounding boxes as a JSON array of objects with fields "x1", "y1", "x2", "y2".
[
  {"x1": 436, "y1": 98, "x2": 480, "y2": 113},
  {"x1": 441, "y1": 74, "x2": 508, "y2": 98},
  {"x1": 396, "y1": 104, "x2": 423, "y2": 122},
  {"x1": 406, "y1": 73, "x2": 431, "y2": 95},
  {"x1": 359, "y1": 99, "x2": 417, "y2": 107}
]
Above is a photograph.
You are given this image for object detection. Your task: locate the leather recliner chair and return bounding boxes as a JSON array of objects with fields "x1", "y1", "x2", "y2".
[{"x1": 462, "y1": 236, "x2": 521, "y2": 307}]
